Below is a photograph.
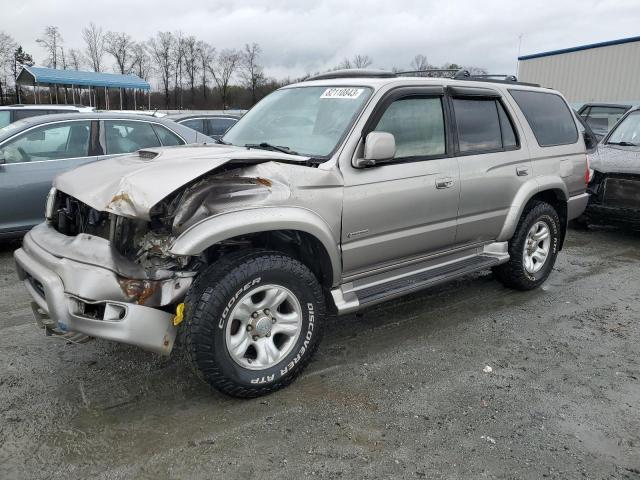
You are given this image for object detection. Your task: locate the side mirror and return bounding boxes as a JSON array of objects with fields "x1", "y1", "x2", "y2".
[
  {"x1": 354, "y1": 131, "x2": 396, "y2": 168},
  {"x1": 0, "y1": 157, "x2": 5, "y2": 165}
]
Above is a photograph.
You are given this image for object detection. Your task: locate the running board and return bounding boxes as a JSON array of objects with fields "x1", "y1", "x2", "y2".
[{"x1": 331, "y1": 244, "x2": 509, "y2": 314}]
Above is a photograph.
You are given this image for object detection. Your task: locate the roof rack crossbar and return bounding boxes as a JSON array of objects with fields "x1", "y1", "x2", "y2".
[{"x1": 304, "y1": 67, "x2": 540, "y2": 87}]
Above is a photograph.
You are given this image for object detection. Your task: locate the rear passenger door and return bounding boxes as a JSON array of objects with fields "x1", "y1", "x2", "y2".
[{"x1": 450, "y1": 86, "x2": 531, "y2": 245}]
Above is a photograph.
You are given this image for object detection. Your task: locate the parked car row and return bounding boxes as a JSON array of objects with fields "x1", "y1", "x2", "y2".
[{"x1": 0, "y1": 109, "x2": 243, "y2": 238}]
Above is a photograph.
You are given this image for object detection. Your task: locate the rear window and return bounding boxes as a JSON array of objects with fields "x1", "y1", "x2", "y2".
[
  {"x1": 509, "y1": 90, "x2": 578, "y2": 147},
  {"x1": 13, "y1": 109, "x2": 50, "y2": 121}
]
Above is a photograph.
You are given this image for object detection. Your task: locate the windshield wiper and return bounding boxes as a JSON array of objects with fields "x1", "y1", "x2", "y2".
[
  {"x1": 215, "y1": 138, "x2": 230, "y2": 145},
  {"x1": 608, "y1": 141, "x2": 638, "y2": 146},
  {"x1": 244, "y1": 142, "x2": 298, "y2": 155}
]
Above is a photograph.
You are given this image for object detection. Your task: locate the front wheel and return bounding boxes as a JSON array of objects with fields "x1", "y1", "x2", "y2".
[
  {"x1": 493, "y1": 201, "x2": 561, "y2": 291},
  {"x1": 184, "y1": 250, "x2": 325, "y2": 398}
]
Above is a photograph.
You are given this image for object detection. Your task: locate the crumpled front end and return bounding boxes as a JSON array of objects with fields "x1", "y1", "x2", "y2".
[
  {"x1": 15, "y1": 157, "x2": 342, "y2": 354},
  {"x1": 14, "y1": 219, "x2": 196, "y2": 355}
]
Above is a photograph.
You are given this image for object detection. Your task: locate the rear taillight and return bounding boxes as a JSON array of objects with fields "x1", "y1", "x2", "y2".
[{"x1": 585, "y1": 155, "x2": 591, "y2": 185}]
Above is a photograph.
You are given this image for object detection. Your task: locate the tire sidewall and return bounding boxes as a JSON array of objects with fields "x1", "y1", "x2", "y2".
[
  {"x1": 203, "y1": 265, "x2": 321, "y2": 389},
  {"x1": 520, "y1": 210, "x2": 559, "y2": 284}
]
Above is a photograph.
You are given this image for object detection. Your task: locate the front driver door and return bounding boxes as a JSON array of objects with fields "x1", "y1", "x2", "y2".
[
  {"x1": 0, "y1": 120, "x2": 97, "y2": 235},
  {"x1": 341, "y1": 88, "x2": 460, "y2": 278}
]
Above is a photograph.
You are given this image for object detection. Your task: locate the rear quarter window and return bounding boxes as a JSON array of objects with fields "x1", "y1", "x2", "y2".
[{"x1": 509, "y1": 90, "x2": 578, "y2": 147}]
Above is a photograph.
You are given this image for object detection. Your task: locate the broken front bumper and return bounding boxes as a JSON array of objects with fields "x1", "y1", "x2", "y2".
[{"x1": 14, "y1": 224, "x2": 192, "y2": 355}]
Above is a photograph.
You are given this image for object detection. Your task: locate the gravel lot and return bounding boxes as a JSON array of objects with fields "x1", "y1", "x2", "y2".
[{"x1": 1, "y1": 227, "x2": 639, "y2": 479}]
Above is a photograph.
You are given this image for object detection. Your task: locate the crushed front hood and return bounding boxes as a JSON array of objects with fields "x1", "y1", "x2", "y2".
[
  {"x1": 591, "y1": 144, "x2": 640, "y2": 175},
  {"x1": 54, "y1": 145, "x2": 311, "y2": 220}
]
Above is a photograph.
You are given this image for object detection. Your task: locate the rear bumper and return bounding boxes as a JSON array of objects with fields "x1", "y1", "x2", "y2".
[
  {"x1": 13, "y1": 224, "x2": 191, "y2": 355},
  {"x1": 567, "y1": 193, "x2": 590, "y2": 221}
]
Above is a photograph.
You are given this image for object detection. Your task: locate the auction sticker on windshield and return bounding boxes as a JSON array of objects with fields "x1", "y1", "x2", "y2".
[{"x1": 320, "y1": 88, "x2": 364, "y2": 99}]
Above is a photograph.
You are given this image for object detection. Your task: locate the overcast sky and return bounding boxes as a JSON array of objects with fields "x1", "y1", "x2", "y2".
[{"x1": 3, "y1": 0, "x2": 640, "y2": 86}]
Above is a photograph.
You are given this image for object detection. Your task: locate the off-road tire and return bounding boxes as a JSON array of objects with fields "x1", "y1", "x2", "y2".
[
  {"x1": 493, "y1": 201, "x2": 561, "y2": 291},
  {"x1": 183, "y1": 249, "x2": 325, "y2": 398}
]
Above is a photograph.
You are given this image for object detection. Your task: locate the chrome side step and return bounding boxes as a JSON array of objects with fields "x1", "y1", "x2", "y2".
[{"x1": 331, "y1": 242, "x2": 509, "y2": 314}]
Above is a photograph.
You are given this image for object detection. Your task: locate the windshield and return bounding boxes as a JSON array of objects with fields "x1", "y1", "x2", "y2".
[
  {"x1": 607, "y1": 111, "x2": 640, "y2": 145},
  {"x1": 223, "y1": 86, "x2": 372, "y2": 158}
]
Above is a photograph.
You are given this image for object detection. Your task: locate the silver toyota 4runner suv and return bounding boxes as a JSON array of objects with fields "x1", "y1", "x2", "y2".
[{"x1": 14, "y1": 69, "x2": 591, "y2": 397}]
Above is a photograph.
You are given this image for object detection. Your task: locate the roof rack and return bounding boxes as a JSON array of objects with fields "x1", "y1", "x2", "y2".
[
  {"x1": 305, "y1": 68, "x2": 540, "y2": 87},
  {"x1": 396, "y1": 69, "x2": 540, "y2": 86},
  {"x1": 307, "y1": 69, "x2": 396, "y2": 81}
]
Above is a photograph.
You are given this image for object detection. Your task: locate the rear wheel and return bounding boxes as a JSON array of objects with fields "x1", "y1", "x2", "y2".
[
  {"x1": 184, "y1": 250, "x2": 325, "y2": 398},
  {"x1": 493, "y1": 201, "x2": 561, "y2": 291}
]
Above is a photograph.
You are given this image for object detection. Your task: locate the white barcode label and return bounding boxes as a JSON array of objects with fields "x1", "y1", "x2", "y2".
[{"x1": 320, "y1": 88, "x2": 364, "y2": 99}]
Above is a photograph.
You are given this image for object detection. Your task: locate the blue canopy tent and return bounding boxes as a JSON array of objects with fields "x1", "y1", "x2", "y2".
[{"x1": 16, "y1": 65, "x2": 151, "y2": 110}]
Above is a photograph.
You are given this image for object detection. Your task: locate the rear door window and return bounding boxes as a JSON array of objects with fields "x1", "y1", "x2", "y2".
[
  {"x1": 0, "y1": 121, "x2": 91, "y2": 163},
  {"x1": 207, "y1": 117, "x2": 237, "y2": 137},
  {"x1": 153, "y1": 124, "x2": 185, "y2": 146},
  {"x1": 509, "y1": 90, "x2": 578, "y2": 147},
  {"x1": 453, "y1": 99, "x2": 502, "y2": 152},
  {"x1": 104, "y1": 120, "x2": 161, "y2": 155},
  {"x1": 180, "y1": 118, "x2": 205, "y2": 134}
]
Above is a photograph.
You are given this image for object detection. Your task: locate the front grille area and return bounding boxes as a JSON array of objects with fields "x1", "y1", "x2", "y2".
[
  {"x1": 603, "y1": 176, "x2": 640, "y2": 210},
  {"x1": 50, "y1": 191, "x2": 111, "y2": 239}
]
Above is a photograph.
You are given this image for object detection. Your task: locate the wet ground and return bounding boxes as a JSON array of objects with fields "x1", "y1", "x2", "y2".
[{"x1": 0, "y1": 227, "x2": 639, "y2": 479}]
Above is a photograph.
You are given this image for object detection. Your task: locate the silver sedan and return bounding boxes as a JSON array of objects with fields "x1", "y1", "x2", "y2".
[{"x1": 0, "y1": 112, "x2": 211, "y2": 239}]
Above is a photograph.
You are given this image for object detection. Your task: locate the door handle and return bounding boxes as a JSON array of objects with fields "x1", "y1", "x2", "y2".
[
  {"x1": 516, "y1": 166, "x2": 529, "y2": 176},
  {"x1": 435, "y1": 177, "x2": 454, "y2": 189}
]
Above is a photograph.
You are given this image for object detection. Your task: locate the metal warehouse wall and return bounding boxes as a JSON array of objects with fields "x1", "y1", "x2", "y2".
[{"x1": 518, "y1": 40, "x2": 640, "y2": 104}]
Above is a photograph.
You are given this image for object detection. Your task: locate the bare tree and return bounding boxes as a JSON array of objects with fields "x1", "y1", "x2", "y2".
[
  {"x1": 82, "y1": 23, "x2": 105, "y2": 72},
  {"x1": 171, "y1": 32, "x2": 186, "y2": 108},
  {"x1": 196, "y1": 40, "x2": 215, "y2": 100},
  {"x1": 182, "y1": 36, "x2": 199, "y2": 106},
  {"x1": 240, "y1": 42, "x2": 264, "y2": 105},
  {"x1": 105, "y1": 31, "x2": 134, "y2": 74},
  {"x1": 148, "y1": 32, "x2": 174, "y2": 107},
  {"x1": 36, "y1": 26, "x2": 63, "y2": 68},
  {"x1": 335, "y1": 54, "x2": 372, "y2": 70},
  {"x1": 352, "y1": 54, "x2": 372, "y2": 68},
  {"x1": 68, "y1": 49, "x2": 83, "y2": 70},
  {"x1": 131, "y1": 42, "x2": 151, "y2": 80},
  {"x1": 0, "y1": 32, "x2": 17, "y2": 105},
  {"x1": 208, "y1": 48, "x2": 241, "y2": 110},
  {"x1": 409, "y1": 54, "x2": 430, "y2": 72}
]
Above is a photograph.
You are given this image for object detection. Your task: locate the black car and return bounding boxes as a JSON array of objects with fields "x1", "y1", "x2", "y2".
[
  {"x1": 166, "y1": 113, "x2": 240, "y2": 139},
  {"x1": 578, "y1": 107, "x2": 640, "y2": 229},
  {"x1": 578, "y1": 103, "x2": 632, "y2": 140}
]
